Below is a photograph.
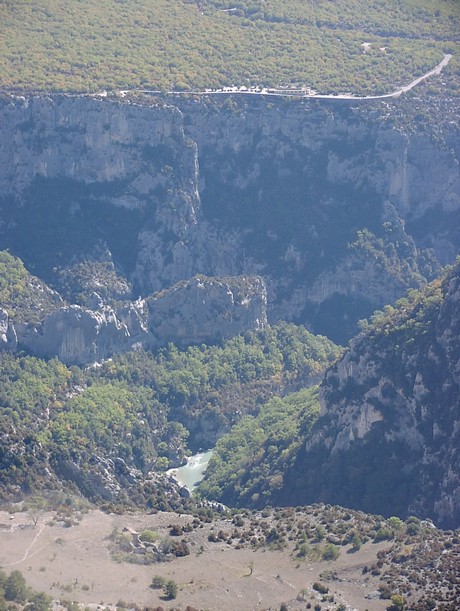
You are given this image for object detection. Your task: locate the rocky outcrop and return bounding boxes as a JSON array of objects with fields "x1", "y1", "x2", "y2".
[
  {"x1": 18, "y1": 304, "x2": 132, "y2": 365},
  {"x1": 175, "y1": 96, "x2": 459, "y2": 340},
  {"x1": 2, "y1": 248, "x2": 267, "y2": 364},
  {"x1": 52, "y1": 453, "x2": 191, "y2": 507},
  {"x1": 277, "y1": 261, "x2": 460, "y2": 528},
  {"x1": 0, "y1": 94, "x2": 201, "y2": 297},
  {"x1": 148, "y1": 275, "x2": 267, "y2": 346},
  {"x1": 0, "y1": 309, "x2": 17, "y2": 351}
]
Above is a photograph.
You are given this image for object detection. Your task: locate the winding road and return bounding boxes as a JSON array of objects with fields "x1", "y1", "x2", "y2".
[{"x1": 115, "y1": 53, "x2": 452, "y2": 102}]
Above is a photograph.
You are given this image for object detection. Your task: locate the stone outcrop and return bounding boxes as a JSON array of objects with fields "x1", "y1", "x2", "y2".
[
  {"x1": 2, "y1": 250, "x2": 267, "y2": 364},
  {"x1": 18, "y1": 304, "x2": 132, "y2": 365},
  {"x1": 175, "y1": 96, "x2": 459, "y2": 339},
  {"x1": 0, "y1": 94, "x2": 201, "y2": 299},
  {"x1": 148, "y1": 275, "x2": 267, "y2": 346},
  {"x1": 52, "y1": 453, "x2": 189, "y2": 506},
  {"x1": 0, "y1": 308, "x2": 17, "y2": 351}
]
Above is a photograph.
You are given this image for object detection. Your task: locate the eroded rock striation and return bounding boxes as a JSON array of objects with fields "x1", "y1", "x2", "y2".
[
  {"x1": 0, "y1": 93, "x2": 459, "y2": 349},
  {"x1": 0, "y1": 309, "x2": 17, "y2": 350}
]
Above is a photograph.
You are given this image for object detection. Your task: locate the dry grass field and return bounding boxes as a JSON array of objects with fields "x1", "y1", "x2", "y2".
[{"x1": 0, "y1": 507, "x2": 411, "y2": 611}]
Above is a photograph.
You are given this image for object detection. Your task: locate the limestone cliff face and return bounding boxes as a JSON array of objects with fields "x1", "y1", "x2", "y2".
[
  {"x1": 0, "y1": 95, "x2": 196, "y2": 206},
  {"x1": 1, "y1": 249, "x2": 267, "y2": 364},
  {"x1": 0, "y1": 95, "x2": 201, "y2": 296},
  {"x1": 0, "y1": 94, "x2": 459, "y2": 346},
  {"x1": 277, "y1": 261, "x2": 460, "y2": 528},
  {"x1": 175, "y1": 96, "x2": 459, "y2": 340},
  {"x1": 18, "y1": 304, "x2": 132, "y2": 365},
  {"x1": 148, "y1": 275, "x2": 267, "y2": 346}
]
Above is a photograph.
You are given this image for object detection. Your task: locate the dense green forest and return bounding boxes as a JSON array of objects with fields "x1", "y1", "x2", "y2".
[
  {"x1": 198, "y1": 386, "x2": 321, "y2": 506},
  {"x1": 0, "y1": 0, "x2": 458, "y2": 94},
  {"x1": 0, "y1": 318, "x2": 340, "y2": 504}
]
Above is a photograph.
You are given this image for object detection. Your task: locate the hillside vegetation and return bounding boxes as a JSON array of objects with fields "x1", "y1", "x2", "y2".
[
  {"x1": 199, "y1": 386, "x2": 321, "y2": 506},
  {"x1": 0, "y1": 251, "x2": 61, "y2": 324},
  {"x1": 0, "y1": 0, "x2": 458, "y2": 94},
  {"x1": 0, "y1": 250, "x2": 340, "y2": 505},
  {"x1": 199, "y1": 260, "x2": 460, "y2": 527}
]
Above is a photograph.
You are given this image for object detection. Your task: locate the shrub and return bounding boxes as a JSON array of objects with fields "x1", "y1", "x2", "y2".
[
  {"x1": 350, "y1": 532, "x2": 362, "y2": 552},
  {"x1": 388, "y1": 516, "x2": 404, "y2": 531},
  {"x1": 4, "y1": 570, "x2": 28, "y2": 603},
  {"x1": 405, "y1": 516, "x2": 421, "y2": 535},
  {"x1": 169, "y1": 524, "x2": 183, "y2": 536},
  {"x1": 322, "y1": 544, "x2": 340, "y2": 561},
  {"x1": 24, "y1": 592, "x2": 52, "y2": 611},
  {"x1": 297, "y1": 543, "x2": 309, "y2": 558},
  {"x1": 297, "y1": 588, "x2": 309, "y2": 601},
  {"x1": 313, "y1": 582, "x2": 329, "y2": 595},
  {"x1": 150, "y1": 576, "x2": 166, "y2": 589},
  {"x1": 233, "y1": 515, "x2": 244, "y2": 527},
  {"x1": 386, "y1": 594, "x2": 405, "y2": 610},
  {"x1": 139, "y1": 530, "x2": 159, "y2": 544},
  {"x1": 314, "y1": 525, "x2": 326, "y2": 541},
  {"x1": 405, "y1": 522, "x2": 420, "y2": 536},
  {"x1": 163, "y1": 580, "x2": 178, "y2": 600},
  {"x1": 374, "y1": 528, "x2": 393, "y2": 542}
]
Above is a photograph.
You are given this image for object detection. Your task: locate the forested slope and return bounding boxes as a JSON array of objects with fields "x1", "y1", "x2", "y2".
[
  {"x1": 200, "y1": 260, "x2": 460, "y2": 528},
  {"x1": 1, "y1": 0, "x2": 458, "y2": 94},
  {"x1": 0, "y1": 250, "x2": 340, "y2": 505}
]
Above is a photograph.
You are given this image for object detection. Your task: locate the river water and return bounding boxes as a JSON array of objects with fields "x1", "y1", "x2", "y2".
[{"x1": 168, "y1": 450, "x2": 213, "y2": 492}]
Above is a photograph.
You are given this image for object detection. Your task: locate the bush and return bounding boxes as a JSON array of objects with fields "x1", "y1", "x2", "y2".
[
  {"x1": 405, "y1": 522, "x2": 420, "y2": 536},
  {"x1": 313, "y1": 582, "x2": 329, "y2": 595},
  {"x1": 169, "y1": 524, "x2": 183, "y2": 536},
  {"x1": 4, "y1": 570, "x2": 28, "y2": 603},
  {"x1": 314, "y1": 524, "x2": 326, "y2": 541},
  {"x1": 388, "y1": 516, "x2": 404, "y2": 531},
  {"x1": 297, "y1": 588, "x2": 310, "y2": 601},
  {"x1": 386, "y1": 594, "x2": 405, "y2": 611},
  {"x1": 322, "y1": 544, "x2": 340, "y2": 561},
  {"x1": 405, "y1": 516, "x2": 421, "y2": 536},
  {"x1": 163, "y1": 580, "x2": 178, "y2": 600},
  {"x1": 140, "y1": 530, "x2": 159, "y2": 544},
  {"x1": 350, "y1": 532, "x2": 362, "y2": 552},
  {"x1": 24, "y1": 592, "x2": 52, "y2": 611},
  {"x1": 374, "y1": 527, "x2": 393, "y2": 542},
  {"x1": 150, "y1": 576, "x2": 166, "y2": 589},
  {"x1": 297, "y1": 543, "x2": 309, "y2": 558}
]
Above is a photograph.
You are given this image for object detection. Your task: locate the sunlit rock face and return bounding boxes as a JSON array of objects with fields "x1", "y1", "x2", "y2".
[
  {"x1": 0, "y1": 308, "x2": 17, "y2": 351},
  {"x1": 147, "y1": 275, "x2": 267, "y2": 346}
]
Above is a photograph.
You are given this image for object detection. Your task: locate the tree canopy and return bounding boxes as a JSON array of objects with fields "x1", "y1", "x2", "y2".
[{"x1": 1, "y1": 0, "x2": 458, "y2": 95}]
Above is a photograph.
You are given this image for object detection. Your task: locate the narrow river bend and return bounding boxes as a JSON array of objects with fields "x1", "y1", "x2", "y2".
[{"x1": 168, "y1": 450, "x2": 213, "y2": 492}]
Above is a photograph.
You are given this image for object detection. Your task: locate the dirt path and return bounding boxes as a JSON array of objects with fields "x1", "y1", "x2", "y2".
[{"x1": 3, "y1": 522, "x2": 46, "y2": 567}]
